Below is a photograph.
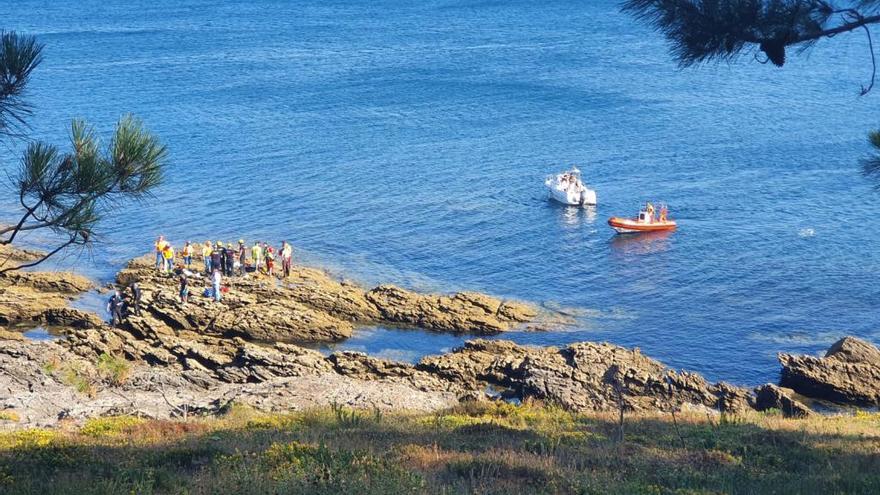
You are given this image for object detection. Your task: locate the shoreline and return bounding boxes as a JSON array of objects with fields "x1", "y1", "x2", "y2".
[
  {"x1": 6, "y1": 240, "x2": 847, "y2": 387},
  {"x1": 0, "y1": 247, "x2": 878, "y2": 429}
]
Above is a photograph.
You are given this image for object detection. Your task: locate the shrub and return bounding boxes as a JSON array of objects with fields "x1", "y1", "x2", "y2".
[
  {"x1": 96, "y1": 353, "x2": 131, "y2": 386},
  {"x1": 0, "y1": 429, "x2": 56, "y2": 449},
  {"x1": 81, "y1": 416, "x2": 144, "y2": 438},
  {"x1": 0, "y1": 410, "x2": 20, "y2": 422},
  {"x1": 61, "y1": 366, "x2": 96, "y2": 397}
]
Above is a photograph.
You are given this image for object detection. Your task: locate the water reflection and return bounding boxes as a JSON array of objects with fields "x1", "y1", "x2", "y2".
[
  {"x1": 15, "y1": 325, "x2": 63, "y2": 342},
  {"x1": 558, "y1": 205, "x2": 597, "y2": 228},
  {"x1": 609, "y1": 230, "x2": 673, "y2": 256}
]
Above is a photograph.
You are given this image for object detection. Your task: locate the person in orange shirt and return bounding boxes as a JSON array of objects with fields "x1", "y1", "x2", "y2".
[{"x1": 182, "y1": 241, "x2": 194, "y2": 269}]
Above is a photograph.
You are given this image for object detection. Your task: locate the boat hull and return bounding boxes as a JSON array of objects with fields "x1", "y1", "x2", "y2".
[
  {"x1": 608, "y1": 217, "x2": 676, "y2": 233},
  {"x1": 546, "y1": 184, "x2": 597, "y2": 206}
]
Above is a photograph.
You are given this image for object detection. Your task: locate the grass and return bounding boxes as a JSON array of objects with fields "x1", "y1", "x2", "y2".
[
  {"x1": 0, "y1": 401, "x2": 878, "y2": 494},
  {"x1": 96, "y1": 353, "x2": 131, "y2": 386},
  {"x1": 60, "y1": 366, "x2": 96, "y2": 397},
  {"x1": 41, "y1": 353, "x2": 121, "y2": 397},
  {"x1": 0, "y1": 411, "x2": 19, "y2": 423}
]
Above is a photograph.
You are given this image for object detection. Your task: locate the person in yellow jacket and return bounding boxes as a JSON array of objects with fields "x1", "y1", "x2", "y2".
[
  {"x1": 161, "y1": 244, "x2": 174, "y2": 273},
  {"x1": 251, "y1": 241, "x2": 263, "y2": 275},
  {"x1": 201, "y1": 241, "x2": 213, "y2": 274},
  {"x1": 154, "y1": 235, "x2": 167, "y2": 271}
]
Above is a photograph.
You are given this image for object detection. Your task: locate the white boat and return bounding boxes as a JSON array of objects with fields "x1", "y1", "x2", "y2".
[{"x1": 544, "y1": 167, "x2": 597, "y2": 206}]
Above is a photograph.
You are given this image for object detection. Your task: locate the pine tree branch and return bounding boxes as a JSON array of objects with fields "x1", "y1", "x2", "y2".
[{"x1": 0, "y1": 235, "x2": 79, "y2": 274}]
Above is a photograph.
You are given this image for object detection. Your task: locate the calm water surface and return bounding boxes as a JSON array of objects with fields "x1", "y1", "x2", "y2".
[{"x1": 5, "y1": 0, "x2": 880, "y2": 385}]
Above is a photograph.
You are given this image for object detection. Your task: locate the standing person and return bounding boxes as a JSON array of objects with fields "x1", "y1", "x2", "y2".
[
  {"x1": 162, "y1": 244, "x2": 174, "y2": 273},
  {"x1": 237, "y1": 239, "x2": 247, "y2": 276},
  {"x1": 202, "y1": 241, "x2": 213, "y2": 274},
  {"x1": 225, "y1": 243, "x2": 235, "y2": 277},
  {"x1": 280, "y1": 241, "x2": 293, "y2": 278},
  {"x1": 179, "y1": 274, "x2": 189, "y2": 304},
  {"x1": 216, "y1": 241, "x2": 226, "y2": 275},
  {"x1": 212, "y1": 269, "x2": 222, "y2": 302},
  {"x1": 154, "y1": 236, "x2": 167, "y2": 271},
  {"x1": 211, "y1": 243, "x2": 222, "y2": 276},
  {"x1": 107, "y1": 289, "x2": 124, "y2": 327},
  {"x1": 182, "y1": 241, "x2": 193, "y2": 269},
  {"x1": 252, "y1": 241, "x2": 263, "y2": 275},
  {"x1": 265, "y1": 245, "x2": 276, "y2": 277},
  {"x1": 128, "y1": 282, "x2": 142, "y2": 316}
]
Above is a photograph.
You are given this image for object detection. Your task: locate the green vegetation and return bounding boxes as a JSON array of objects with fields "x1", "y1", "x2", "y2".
[
  {"x1": 623, "y1": 1, "x2": 880, "y2": 71},
  {"x1": 0, "y1": 402, "x2": 878, "y2": 494},
  {"x1": 96, "y1": 353, "x2": 131, "y2": 386},
  {"x1": 80, "y1": 416, "x2": 145, "y2": 438},
  {"x1": 60, "y1": 365, "x2": 96, "y2": 397},
  {"x1": 42, "y1": 358, "x2": 97, "y2": 397},
  {"x1": 0, "y1": 31, "x2": 168, "y2": 273}
]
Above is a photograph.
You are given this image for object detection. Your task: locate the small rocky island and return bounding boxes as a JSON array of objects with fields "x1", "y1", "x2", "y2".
[{"x1": 1, "y1": 247, "x2": 878, "y2": 428}]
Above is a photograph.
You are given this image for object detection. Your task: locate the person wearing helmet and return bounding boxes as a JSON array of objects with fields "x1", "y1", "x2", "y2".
[
  {"x1": 211, "y1": 243, "x2": 222, "y2": 275},
  {"x1": 224, "y1": 243, "x2": 235, "y2": 276},
  {"x1": 162, "y1": 243, "x2": 174, "y2": 274},
  {"x1": 202, "y1": 241, "x2": 213, "y2": 274},
  {"x1": 216, "y1": 241, "x2": 227, "y2": 275}
]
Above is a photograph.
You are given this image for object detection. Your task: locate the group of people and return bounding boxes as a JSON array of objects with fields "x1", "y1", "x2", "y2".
[
  {"x1": 559, "y1": 171, "x2": 585, "y2": 194},
  {"x1": 152, "y1": 235, "x2": 295, "y2": 304},
  {"x1": 106, "y1": 282, "x2": 142, "y2": 328},
  {"x1": 643, "y1": 202, "x2": 669, "y2": 223}
]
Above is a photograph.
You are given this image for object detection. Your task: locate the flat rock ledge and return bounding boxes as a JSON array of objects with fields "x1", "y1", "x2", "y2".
[
  {"x1": 2, "y1": 312, "x2": 772, "y2": 428},
  {"x1": 0, "y1": 269, "x2": 96, "y2": 327},
  {"x1": 118, "y1": 255, "x2": 538, "y2": 343},
  {"x1": 779, "y1": 336, "x2": 880, "y2": 406}
]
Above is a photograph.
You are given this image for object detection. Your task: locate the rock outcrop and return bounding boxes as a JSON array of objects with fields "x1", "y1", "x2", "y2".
[
  {"x1": 418, "y1": 340, "x2": 753, "y2": 414},
  {"x1": 0, "y1": 270, "x2": 93, "y2": 326},
  {"x1": 118, "y1": 254, "x2": 537, "y2": 343},
  {"x1": 0, "y1": 310, "x2": 771, "y2": 428},
  {"x1": 16, "y1": 250, "x2": 879, "y2": 428},
  {"x1": 0, "y1": 338, "x2": 460, "y2": 428},
  {"x1": 779, "y1": 337, "x2": 880, "y2": 406},
  {"x1": 753, "y1": 384, "x2": 814, "y2": 418},
  {"x1": 366, "y1": 285, "x2": 537, "y2": 334}
]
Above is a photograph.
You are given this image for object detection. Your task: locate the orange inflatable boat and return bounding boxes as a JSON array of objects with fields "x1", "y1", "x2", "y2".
[{"x1": 608, "y1": 202, "x2": 677, "y2": 234}]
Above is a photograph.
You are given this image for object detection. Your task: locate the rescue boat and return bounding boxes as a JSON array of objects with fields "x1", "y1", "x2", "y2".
[{"x1": 608, "y1": 203, "x2": 676, "y2": 234}]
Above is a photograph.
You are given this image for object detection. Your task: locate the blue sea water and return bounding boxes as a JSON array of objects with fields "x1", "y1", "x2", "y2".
[{"x1": 4, "y1": 0, "x2": 880, "y2": 385}]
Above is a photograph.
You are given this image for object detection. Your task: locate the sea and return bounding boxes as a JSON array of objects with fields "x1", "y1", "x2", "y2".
[{"x1": 4, "y1": 0, "x2": 880, "y2": 385}]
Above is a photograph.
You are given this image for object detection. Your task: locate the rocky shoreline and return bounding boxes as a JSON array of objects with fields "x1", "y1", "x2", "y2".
[{"x1": 1, "y1": 250, "x2": 878, "y2": 428}]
